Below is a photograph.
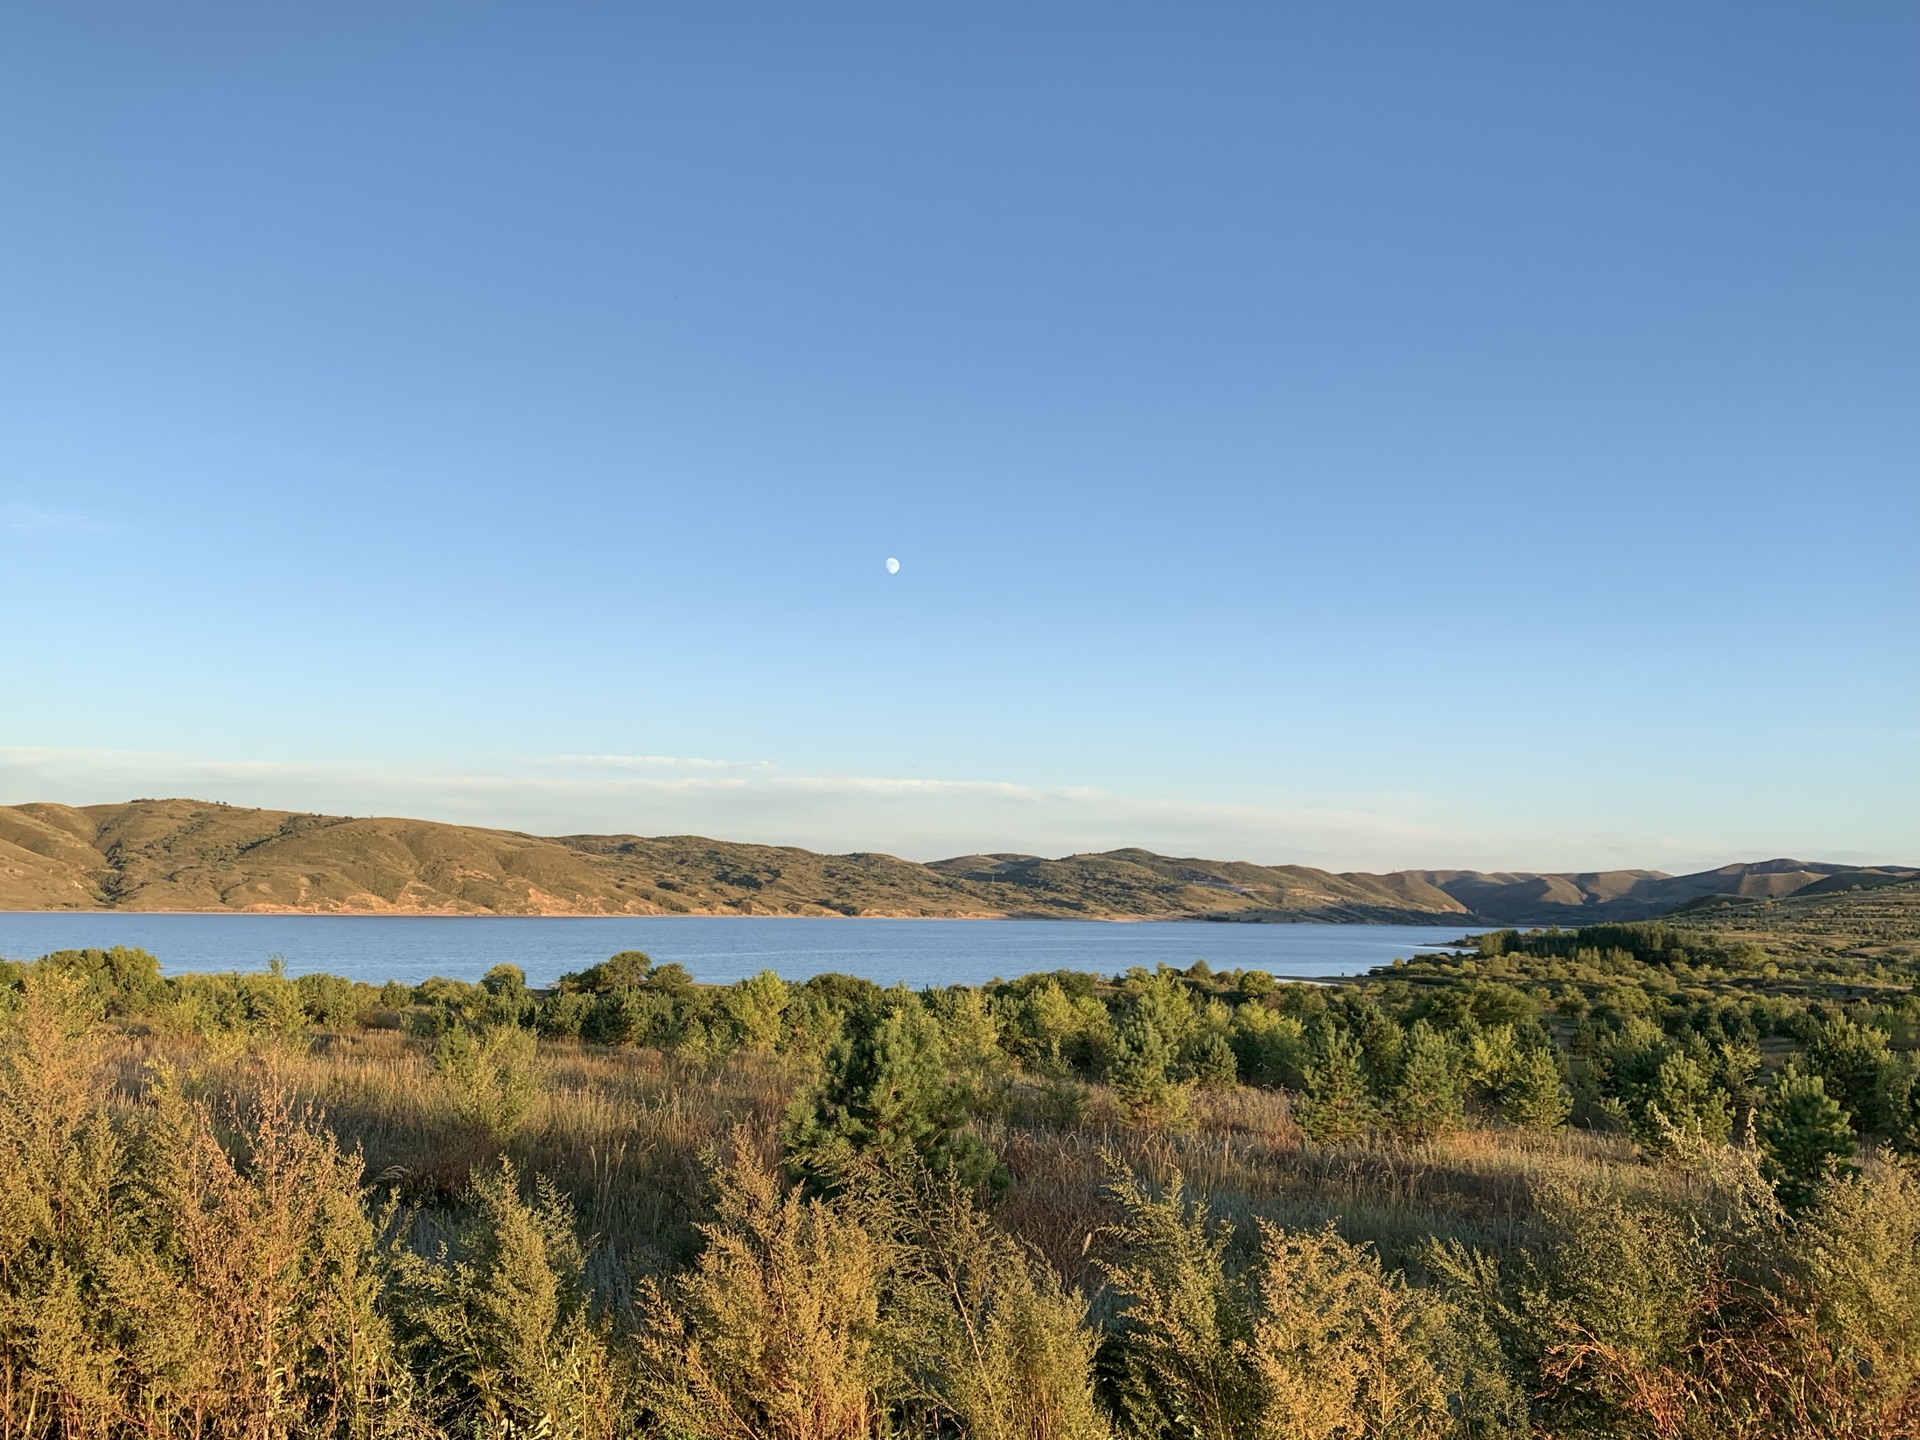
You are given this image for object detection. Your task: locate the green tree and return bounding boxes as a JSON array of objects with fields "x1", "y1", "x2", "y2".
[
  {"x1": 560, "y1": 949, "x2": 654, "y2": 993},
  {"x1": 1296, "y1": 1025, "x2": 1375, "y2": 1144},
  {"x1": 1805, "y1": 1016, "x2": 1899, "y2": 1134},
  {"x1": 1345, "y1": 999, "x2": 1405, "y2": 1097},
  {"x1": 480, "y1": 962, "x2": 525, "y2": 996},
  {"x1": 1461, "y1": 1022, "x2": 1520, "y2": 1112},
  {"x1": 1390, "y1": 1021, "x2": 1462, "y2": 1140},
  {"x1": 36, "y1": 946, "x2": 165, "y2": 1017},
  {"x1": 1758, "y1": 1062, "x2": 1856, "y2": 1211},
  {"x1": 1229, "y1": 1004, "x2": 1305, "y2": 1089},
  {"x1": 724, "y1": 968, "x2": 791, "y2": 1048},
  {"x1": 1499, "y1": 1046, "x2": 1571, "y2": 1132},
  {"x1": 1636, "y1": 1052, "x2": 1732, "y2": 1153},
  {"x1": 1109, "y1": 988, "x2": 1191, "y2": 1129},
  {"x1": 783, "y1": 996, "x2": 996, "y2": 1191},
  {"x1": 1001, "y1": 978, "x2": 1080, "y2": 1073},
  {"x1": 1187, "y1": 1030, "x2": 1238, "y2": 1091}
]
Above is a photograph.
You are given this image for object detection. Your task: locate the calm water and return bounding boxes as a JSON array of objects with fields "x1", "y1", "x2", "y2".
[{"x1": 0, "y1": 913, "x2": 1478, "y2": 989}]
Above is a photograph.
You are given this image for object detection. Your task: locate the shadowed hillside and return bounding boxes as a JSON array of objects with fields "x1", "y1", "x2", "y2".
[{"x1": 0, "y1": 798, "x2": 1907, "y2": 924}]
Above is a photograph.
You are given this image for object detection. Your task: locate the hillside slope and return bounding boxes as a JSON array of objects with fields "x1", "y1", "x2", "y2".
[
  {"x1": 1418, "y1": 859, "x2": 1920, "y2": 923},
  {"x1": 0, "y1": 799, "x2": 1468, "y2": 922},
  {"x1": 1665, "y1": 874, "x2": 1920, "y2": 962},
  {"x1": 0, "y1": 799, "x2": 1906, "y2": 924}
]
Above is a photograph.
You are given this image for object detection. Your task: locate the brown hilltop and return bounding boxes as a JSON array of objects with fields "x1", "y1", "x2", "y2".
[{"x1": 0, "y1": 798, "x2": 1908, "y2": 924}]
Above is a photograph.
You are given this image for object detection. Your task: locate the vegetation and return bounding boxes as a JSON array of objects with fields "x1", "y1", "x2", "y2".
[
  {"x1": 3, "y1": 915, "x2": 1919, "y2": 1436},
  {"x1": 3, "y1": 798, "x2": 1909, "y2": 922}
]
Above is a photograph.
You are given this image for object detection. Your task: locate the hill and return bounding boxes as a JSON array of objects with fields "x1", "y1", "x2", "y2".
[
  {"x1": 1413, "y1": 858, "x2": 1919, "y2": 924},
  {"x1": 0, "y1": 799, "x2": 1467, "y2": 922},
  {"x1": 0, "y1": 798, "x2": 1906, "y2": 924},
  {"x1": 1664, "y1": 873, "x2": 1920, "y2": 963}
]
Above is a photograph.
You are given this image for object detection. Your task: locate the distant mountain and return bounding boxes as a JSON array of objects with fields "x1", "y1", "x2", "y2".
[
  {"x1": 0, "y1": 799, "x2": 1907, "y2": 927},
  {"x1": 1417, "y1": 859, "x2": 1920, "y2": 924}
]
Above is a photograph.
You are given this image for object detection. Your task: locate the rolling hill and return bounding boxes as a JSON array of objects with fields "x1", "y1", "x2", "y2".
[
  {"x1": 1664, "y1": 873, "x2": 1920, "y2": 961},
  {"x1": 0, "y1": 798, "x2": 1907, "y2": 925},
  {"x1": 1410, "y1": 859, "x2": 1920, "y2": 924}
]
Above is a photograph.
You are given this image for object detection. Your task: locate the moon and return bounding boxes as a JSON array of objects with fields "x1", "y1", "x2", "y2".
[{"x1": 885, "y1": 556, "x2": 900, "y2": 574}]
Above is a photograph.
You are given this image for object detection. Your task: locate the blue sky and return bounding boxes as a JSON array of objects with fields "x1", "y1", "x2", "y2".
[{"x1": 2, "y1": 3, "x2": 1915, "y2": 871}]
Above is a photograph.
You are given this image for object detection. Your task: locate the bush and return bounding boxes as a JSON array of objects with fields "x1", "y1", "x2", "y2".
[
  {"x1": 538, "y1": 989, "x2": 595, "y2": 1039},
  {"x1": 387, "y1": 1160, "x2": 617, "y2": 1438},
  {"x1": 887, "y1": 1175, "x2": 1109, "y2": 1440},
  {"x1": 1100, "y1": 1167, "x2": 1520, "y2": 1438},
  {"x1": 635, "y1": 1139, "x2": 898, "y2": 1437},
  {"x1": 434, "y1": 1025, "x2": 543, "y2": 1143},
  {"x1": 723, "y1": 969, "x2": 790, "y2": 1048},
  {"x1": 295, "y1": 971, "x2": 359, "y2": 1028}
]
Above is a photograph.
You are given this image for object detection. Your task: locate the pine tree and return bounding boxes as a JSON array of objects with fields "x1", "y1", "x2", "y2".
[
  {"x1": 1804, "y1": 1016, "x2": 1899, "y2": 1134},
  {"x1": 1296, "y1": 1025, "x2": 1375, "y2": 1145},
  {"x1": 1636, "y1": 1051, "x2": 1732, "y2": 1153},
  {"x1": 1499, "y1": 1047, "x2": 1571, "y2": 1132},
  {"x1": 784, "y1": 996, "x2": 996, "y2": 1190},
  {"x1": 1389, "y1": 1021, "x2": 1462, "y2": 1140},
  {"x1": 1109, "y1": 989, "x2": 1192, "y2": 1129},
  {"x1": 1759, "y1": 1062, "x2": 1856, "y2": 1211},
  {"x1": 1187, "y1": 1030, "x2": 1239, "y2": 1091}
]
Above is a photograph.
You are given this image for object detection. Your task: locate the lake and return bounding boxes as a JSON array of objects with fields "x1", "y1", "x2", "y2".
[{"x1": 0, "y1": 912, "x2": 1479, "y2": 988}]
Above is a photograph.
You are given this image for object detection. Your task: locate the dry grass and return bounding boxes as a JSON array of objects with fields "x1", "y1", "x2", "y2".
[
  {"x1": 992, "y1": 1080, "x2": 1653, "y2": 1289},
  {"x1": 107, "y1": 1030, "x2": 796, "y2": 1297},
  {"x1": 98, "y1": 1030, "x2": 1657, "y2": 1308}
]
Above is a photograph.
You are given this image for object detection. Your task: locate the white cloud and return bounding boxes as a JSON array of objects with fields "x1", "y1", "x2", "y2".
[
  {"x1": 539, "y1": 753, "x2": 779, "y2": 773},
  {"x1": 1, "y1": 501, "x2": 100, "y2": 534}
]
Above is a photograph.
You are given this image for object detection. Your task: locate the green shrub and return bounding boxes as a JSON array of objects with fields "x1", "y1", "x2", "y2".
[
  {"x1": 434, "y1": 1025, "x2": 543, "y2": 1144},
  {"x1": 295, "y1": 970, "x2": 359, "y2": 1028},
  {"x1": 387, "y1": 1160, "x2": 617, "y2": 1438},
  {"x1": 635, "y1": 1139, "x2": 898, "y2": 1438}
]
